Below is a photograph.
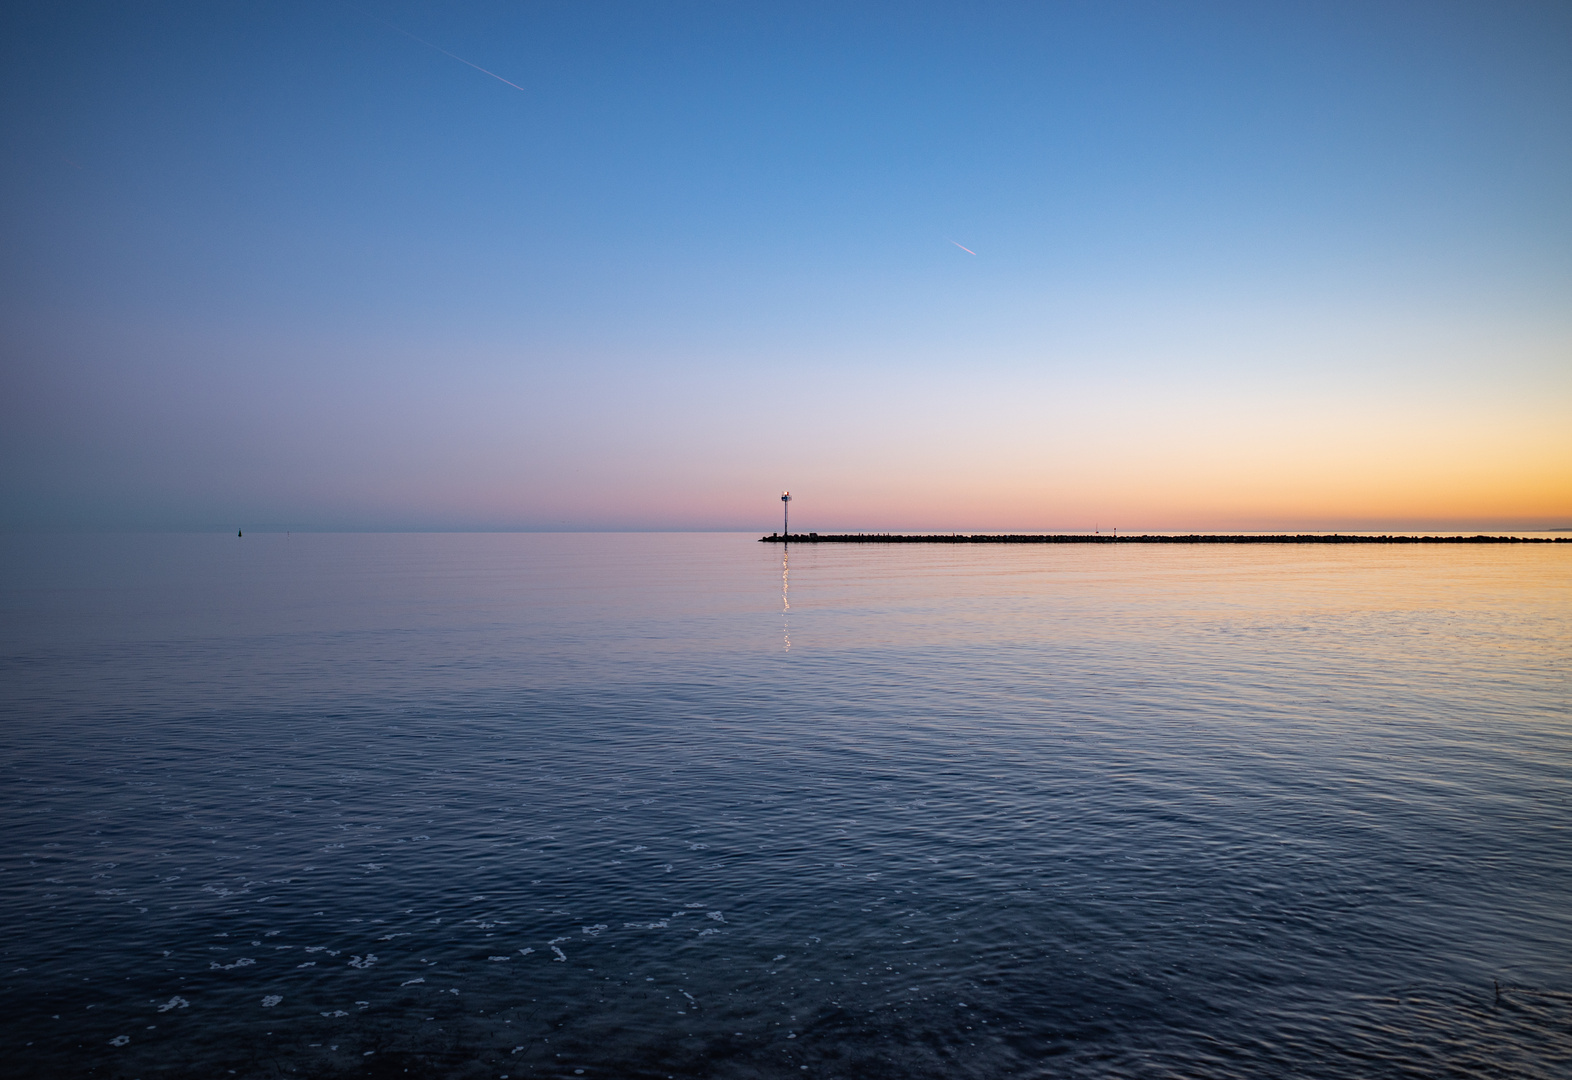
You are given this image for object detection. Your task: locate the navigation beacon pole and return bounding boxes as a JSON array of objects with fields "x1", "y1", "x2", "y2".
[{"x1": 781, "y1": 491, "x2": 791, "y2": 540}]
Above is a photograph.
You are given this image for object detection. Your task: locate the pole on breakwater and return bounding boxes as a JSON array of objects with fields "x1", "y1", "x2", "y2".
[{"x1": 782, "y1": 491, "x2": 791, "y2": 538}]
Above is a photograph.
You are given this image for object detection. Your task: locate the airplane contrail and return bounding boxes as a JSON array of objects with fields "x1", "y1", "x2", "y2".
[
  {"x1": 365, "y1": 11, "x2": 529, "y2": 94},
  {"x1": 948, "y1": 239, "x2": 977, "y2": 255}
]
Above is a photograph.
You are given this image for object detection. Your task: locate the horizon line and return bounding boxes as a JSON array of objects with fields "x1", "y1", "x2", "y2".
[{"x1": 4, "y1": 524, "x2": 1569, "y2": 535}]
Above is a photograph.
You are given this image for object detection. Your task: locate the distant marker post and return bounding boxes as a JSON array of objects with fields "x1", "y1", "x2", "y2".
[{"x1": 782, "y1": 491, "x2": 792, "y2": 539}]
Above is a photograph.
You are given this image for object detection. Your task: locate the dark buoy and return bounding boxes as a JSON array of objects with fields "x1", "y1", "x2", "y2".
[{"x1": 238, "y1": 529, "x2": 242, "y2": 538}]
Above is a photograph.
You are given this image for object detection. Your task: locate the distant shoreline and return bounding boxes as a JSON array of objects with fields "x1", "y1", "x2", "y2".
[{"x1": 760, "y1": 533, "x2": 1569, "y2": 545}]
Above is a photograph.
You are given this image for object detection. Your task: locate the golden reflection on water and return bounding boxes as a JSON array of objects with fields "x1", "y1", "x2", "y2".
[{"x1": 781, "y1": 547, "x2": 790, "y2": 650}]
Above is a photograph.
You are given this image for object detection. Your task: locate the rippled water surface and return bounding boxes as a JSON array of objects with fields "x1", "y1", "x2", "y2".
[{"x1": 2, "y1": 532, "x2": 1569, "y2": 1079}]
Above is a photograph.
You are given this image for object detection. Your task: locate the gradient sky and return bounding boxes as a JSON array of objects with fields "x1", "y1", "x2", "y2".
[{"x1": 2, "y1": 0, "x2": 1568, "y2": 531}]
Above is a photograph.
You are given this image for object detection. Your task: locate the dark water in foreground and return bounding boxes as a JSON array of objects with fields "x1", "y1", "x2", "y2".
[{"x1": 2, "y1": 532, "x2": 1569, "y2": 1080}]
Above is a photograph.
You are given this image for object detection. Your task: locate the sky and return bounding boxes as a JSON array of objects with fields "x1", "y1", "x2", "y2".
[{"x1": 2, "y1": 0, "x2": 1568, "y2": 532}]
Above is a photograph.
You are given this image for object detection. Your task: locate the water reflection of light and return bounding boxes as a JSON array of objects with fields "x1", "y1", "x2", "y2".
[{"x1": 781, "y1": 549, "x2": 790, "y2": 650}]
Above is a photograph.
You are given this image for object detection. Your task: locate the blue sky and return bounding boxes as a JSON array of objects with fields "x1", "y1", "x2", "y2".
[{"x1": 3, "y1": 1, "x2": 1568, "y2": 530}]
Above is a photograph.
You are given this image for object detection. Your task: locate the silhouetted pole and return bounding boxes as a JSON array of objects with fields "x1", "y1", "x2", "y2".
[{"x1": 782, "y1": 491, "x2": 791, "y2": 538}]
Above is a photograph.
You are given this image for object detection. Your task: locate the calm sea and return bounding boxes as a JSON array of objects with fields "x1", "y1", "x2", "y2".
[{"x1": 2, "y1": 532, "x2": 1568, "y2": 1079}]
